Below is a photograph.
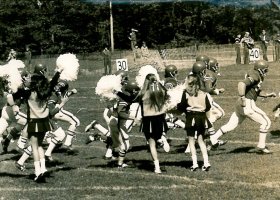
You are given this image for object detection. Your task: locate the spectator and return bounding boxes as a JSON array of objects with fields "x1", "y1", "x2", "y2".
[
  {"x1": 133, "y1": 45, "x2": 141, "y2": 62},
  {"x1": 235, "y1": 34, "x2": 242, "y2": 64},
  {"x1": 141, "y1": 41, "x2": 150, "y2": 59},
  {"x1": 24, "y1": 46, "x2": 32, "y2": 71},
  {"x1": 128, "y1": 28, "x2": 138, "y2": 51},
  {"x1": 6, "y1": 49, "x2": 17, "y2": 61},
  {"x1": 259, "y1": 30, "x2": 269, "y2": 61},
  {"x1": 102, "y1": 46, "x2": 111, "y2": 75},
  {"x1": 240, "y1": 32, "x2": 254, "y2": 64},
  {"x1": 274, "y1": 33, "x2": 280, "y2": 62}
]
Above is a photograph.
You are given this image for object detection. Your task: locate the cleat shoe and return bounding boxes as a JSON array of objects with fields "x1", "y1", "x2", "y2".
[
  {"x1": 84, "y1": 120, "x2": 98, "y2": 132},
  {"x1": 159, "y1": 136, "x2": 170, "y2": 153},
  {"x1": 217, "y1": 140, "x2": 228, "y2": 146},
  {"x1": 257, "y1": 147, "x2": 272, "y2": 154},
  {"x1": 34, "y1": 173, "x2": 45, "y2": 183},
  {"x1": 15, "y1": 162, "x2": 26, "y2": 172},
  {"x1": 117, "y1": 163, "x2": 128, "y2": 169},
  {"x1": 45, "y1": 155, "x2": 54, "y2": 162},
  {"x1": 202, "y1": 165, "x2": 211, "y2": 171},
  {"x1": 211, "y1": 140, "x2": 228, "y2": 150},
  {"x1": 190, "y1": 165, "x2": 199, "y2": 172},
  {"x1": 154, "y1": 168, "x2": 162, "y2": 174},
  {"x1": 85, "y1": 135, "x2": 95, "y2": 145}
]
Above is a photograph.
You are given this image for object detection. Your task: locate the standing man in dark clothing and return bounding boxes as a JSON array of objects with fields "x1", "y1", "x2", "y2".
[
  {"x1": 235, "y1": 34, "x2": 242, "y2": 64},
  {"x1": 259, "y1": 30, "x2": 269, "y2": 61},
  {"x1": 274, "y1": 33, "x2": 280, "y2": 62},
  {"x1": 241, "y1": 32, "x2": 254, "y2": 64},
  {"x1": 102, "y1": 46, "x2": 111, "y2": 75},
  {"x1": 25, "y1": 46, "x2": 32, "y2": 71},
  {"x1": 128, "y1": 28, "x2": 138, "y2": 51}
]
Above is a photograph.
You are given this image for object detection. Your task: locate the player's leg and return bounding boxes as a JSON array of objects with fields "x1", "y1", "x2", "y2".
[
  {"x1": 45, "y1": 127, "x2": 66, "y2": 160},
  {"x1": 210, "y1": 111, "x2": 245, "y2": 148},
  {"x1": 117, "y1": 127, "x2": 130, "y2": 168},
  {"x1": 246, "y1": 102, "x2": 271, "y2": 153},
  {"x1": 53, "y1": 110, "x2": 80, "y2": 149}
]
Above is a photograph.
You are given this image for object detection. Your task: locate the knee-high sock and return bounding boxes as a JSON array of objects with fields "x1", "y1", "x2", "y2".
[
  {"x1": 17, "y1": 146, "x2": 32, "y2": 165},
  {"x1": 45, "y1": 138, "x2": 59, "y2": 157},
  {"x1": 64, "y1": 130, "x2": 75, "y2": 146}
]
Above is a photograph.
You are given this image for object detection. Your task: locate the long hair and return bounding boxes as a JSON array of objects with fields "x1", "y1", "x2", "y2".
[
  {"x1": 139, "y1": 73, "x2": 167, "y2": 111},
  {"x1": 185, "y1": 74, "x2": 200, "y2": 96},
  {"x1": 30, "y1": 74, "x2": 51, "y2": 103}
]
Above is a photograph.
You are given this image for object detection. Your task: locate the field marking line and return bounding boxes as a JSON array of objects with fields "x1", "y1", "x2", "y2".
[
  {"x1": 75, "y1": 133, "x2": 280, "y2": 148},
  {"x1": 0, "y1": 168, "x2": 279, "y2": 192}
]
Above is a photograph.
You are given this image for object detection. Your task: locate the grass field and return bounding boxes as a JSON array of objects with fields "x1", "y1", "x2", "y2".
[{"x1": 1, "y1": 59, "x2": 280, "y2": 200}]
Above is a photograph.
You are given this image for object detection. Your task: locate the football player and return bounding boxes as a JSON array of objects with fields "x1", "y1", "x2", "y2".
[
  {"x1": 163, "y1": 65, "x2": 185, "y2": 132},
  {"x1": 0, "y1": 62, "x2": 31, "y2": 153},
  {"x1": 210, "y1": 60, "x2": 275, "y2": 154},
  {"x1": 44, "y1": 80, "x2": 79, "y2": 156},
  {"x1": 84, "y1": 70, "x2": 130, "y2": 159}
]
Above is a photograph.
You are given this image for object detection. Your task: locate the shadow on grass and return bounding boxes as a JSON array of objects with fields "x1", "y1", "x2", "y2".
[
  {"x1": 53, "y1": 147, "x2": 79, "y2": 156},
  {"x1": 0, "y1": 172, "x2": 27, "y2": 178},
  {"x1": 129, "y1": 145, "x2": 149, "y2": 152},
  {"x1": 227, "y1": 146, "x2": 256, "y2": 154},
  {"x1": 270, "y1": 130, "x2": 280, "y2": 138}
]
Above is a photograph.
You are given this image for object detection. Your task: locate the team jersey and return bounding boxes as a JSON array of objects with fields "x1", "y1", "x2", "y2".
[
  {"x1": 178, "y1": 90, "x2": 212, "y2": 113},
  {"x1": 203, "y1": 70, "x2": 218, "y2": 95},
  {"x1": 243, "y1": 70, "x2": 263, "y2": 101},
  {"x1": 163, "y1": 77, "x2": 178, "y2": 90}
]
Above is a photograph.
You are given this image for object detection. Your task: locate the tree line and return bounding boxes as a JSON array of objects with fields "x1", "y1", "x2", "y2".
[{"x1": 0, "y1": 0, "x2": 279, "y2": 59}]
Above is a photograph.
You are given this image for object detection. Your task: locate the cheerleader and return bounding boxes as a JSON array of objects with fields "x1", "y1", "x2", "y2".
[
  {"x1": 177, "y1": 74, "x2": 211, "y2": 171},
  {"x1": 137, "y1": 73, "x2": 169, "y2": 174}
]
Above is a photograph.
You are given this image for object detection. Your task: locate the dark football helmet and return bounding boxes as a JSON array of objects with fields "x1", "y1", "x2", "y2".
[
  {"x1": 164, "y1": 65, "x2": 178, "y2": 78},
  {"x1": 196, "y1": 55, "x2": 210, "y2": 67},
  {"x1": 115, "y1": 70, "x2": 129, "y2": 85},
  {"x1": 124, "y1": 81, "x2": 140, "y2": 96},
  {"x1": 254, "y1": 60, "x2": 269, "y2": 77},
  {"x1": 192, "y1": 61, "x2": 206, "y2": 77},
  {"x1": 34, "y1": 63, "x2": 47, "y2": 75},
  {"x1": 208, "y1": 57, "x2": 219, "y2": 73}
]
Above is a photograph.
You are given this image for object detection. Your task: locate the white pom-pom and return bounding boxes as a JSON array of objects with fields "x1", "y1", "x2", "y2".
[
  {"x1": 0, "y1": 60, "x2": 24, "y2": 93},
  {"x1": 56, "y1": 53, "x2": 79, "y2": 81},
  {"x1": 136, "y1": 65, "x2": 160, "y2": 88},
  {"x1": 8, "y1": 59, "x2": 25, "y2": 69},
  {"x1": 164, "y1": 83, "x2": 185, "y2": 111},
  {"x1": 95, "y1": 75, "x2": 122, "y2": 100}
]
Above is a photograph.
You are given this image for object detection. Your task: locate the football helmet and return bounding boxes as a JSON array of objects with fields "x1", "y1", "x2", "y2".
[
  {"x1": 164, "y1": 65, "x2": 178, "y2": 78},
  {"x1": 192, "y1": 61, "x2": 206, "y2": 77},
  {"x1": 34, "y1": 63, "x2": 47, "y2": 75},
  {"x1": 54, "y1": 80, "x2": 69, "y2": 96},
  {"x1": 196, "y1": 55, "x2": 210, "y2": 67},
  {"x1": 115, "y1": 70, "x2": 129, "y2": 85},
  {"x1": 254, "y1": 60, "x2": 269, "y2": 77},
  {"x1": 124, "y1": 81, "x2": 140, "y2": 96},
  {"x1": 208, "y1": 57, "x2": 219, "y2": 73}
]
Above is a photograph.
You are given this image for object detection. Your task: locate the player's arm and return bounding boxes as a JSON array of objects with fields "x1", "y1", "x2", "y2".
[
  {"x1": 238, "y1": 81, "x2": 247, "y2": 107},
  {"x1": 258, "y1": 91, "x2": 276, "y2": 98},
  {"x1": 117, "y1": 101, "x2": 133, "y2": 120}
]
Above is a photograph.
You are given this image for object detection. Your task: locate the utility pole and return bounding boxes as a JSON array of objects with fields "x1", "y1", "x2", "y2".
[{"x1": 110, "y1": 1, "x2": 114, "y2": 52}]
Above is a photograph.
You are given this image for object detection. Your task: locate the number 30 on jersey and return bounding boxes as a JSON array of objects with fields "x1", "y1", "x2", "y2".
[
  {"x1": 116, "y1": 59, "x2": 128, "y2": 71},
  {"x1": 249, "y1": 48, "x2": 260, "y2": 61}
]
